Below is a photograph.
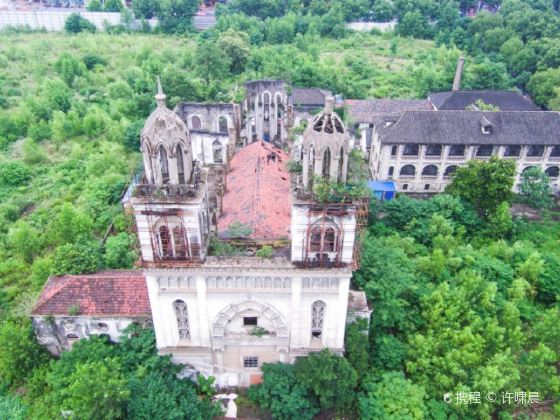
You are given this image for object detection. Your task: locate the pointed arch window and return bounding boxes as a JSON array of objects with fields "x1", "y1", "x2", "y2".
[
  {"x1": 337, "y1": 147, "x2": 344, "y2": 183},
  {"x1": 308, "y1": 219, "x2": 340, "y2": 259},
  {"x1": 311, "y1": 300, "x2": 325, "y2": 339},
  {"x1": 174, "y1": 300, "x2": 190, "y2": 339},
  {"x1": 213, "y1": 139, "x2": 223, "y2": 164},
  {"x1": 173, "y1": 226, "x2": 187, "y2": 258},
  {"x1": 177, "y1": 144, "x2": 185, "y2": 184},
  {"x1": 322, "y1": 148, "x2": 331, "y2": 179},
  {"x1": 159, "y1": 145, "x2": 169, "y2": 184}
]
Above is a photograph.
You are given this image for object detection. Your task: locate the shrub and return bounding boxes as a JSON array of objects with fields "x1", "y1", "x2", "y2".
[
  {"x1": 104, "y1": 233, "x2": 137, "y2": 269},
  {"x1": 64, "y1": 13, "x2": 96, "y2": 34},
  {"x1": 255, "y1": 245, "x2": 273, "y2": 258},
  {"x1": 82, "y1": 53, "x2": 107, "y2": 70},
  {"x1": 53, "y1": 240, "x2": 104, "y2": 275},
  {"x1": 0, "y1": 161, "x2": 32, "y2": 187}
]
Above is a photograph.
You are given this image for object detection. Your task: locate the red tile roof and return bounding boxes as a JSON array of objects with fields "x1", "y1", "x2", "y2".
[
  {"x1": 32, "y1": 270, "x2": 150, "y2": 317},
  {"x1": 218, "y1": 141, "x2": 291, "y2": 240}
]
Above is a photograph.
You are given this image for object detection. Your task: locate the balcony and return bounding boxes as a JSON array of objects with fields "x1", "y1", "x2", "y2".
[
  {"x1": 524, "y1": 156, "x2": 544, "y2": 162},
  {"x1": 446, "y1": 155, "x2": 465, "y2": 161},
  {"x1": 424, "y1": 155, "x2": 442, "y2": 161},
  {"x1": 421, "y1": 176, "x2": 438, "y2": 180},
  {"x1": 400, "y1": 155, "x2": 419, "y2": 160},
  {"x1": 399, "y1": 175, "x2": 415, "y2": 180}
]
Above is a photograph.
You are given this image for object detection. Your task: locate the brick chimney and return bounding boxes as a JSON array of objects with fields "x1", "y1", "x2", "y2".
[{"x1": 452, "y1": 56, "x2": 465, "y2": 91}]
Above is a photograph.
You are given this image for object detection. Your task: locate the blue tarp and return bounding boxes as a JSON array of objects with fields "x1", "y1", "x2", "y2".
[{"x1": 367, "y1": 180, "x2": 397, "y2": 201}]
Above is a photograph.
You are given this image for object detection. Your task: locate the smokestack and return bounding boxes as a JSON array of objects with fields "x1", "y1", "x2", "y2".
[{"x1": 452, "y1": 56, "x2": 465, "y2": 91}]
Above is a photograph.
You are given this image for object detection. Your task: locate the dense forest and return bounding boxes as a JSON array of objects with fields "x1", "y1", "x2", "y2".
[{"x1": 0, "y1": 0, "x2": 559, "y2": 418}]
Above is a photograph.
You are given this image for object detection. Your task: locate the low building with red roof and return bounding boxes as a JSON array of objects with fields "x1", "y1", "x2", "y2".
[{"x1": 31, "y1": 270, "x2": 151, "y2": 355}]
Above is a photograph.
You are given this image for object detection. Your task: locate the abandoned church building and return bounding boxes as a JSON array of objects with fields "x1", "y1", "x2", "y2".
[{"x1": 32, "y1": 65, "x2": 560, "y2": 386}]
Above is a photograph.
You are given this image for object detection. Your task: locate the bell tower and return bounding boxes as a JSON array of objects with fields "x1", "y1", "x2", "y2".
[
  {"x1": 131, "y1": 78, "x2": 211, "y2": 265},
  {"x1": 302, "y1": 97, "x2": 350, "y2": 189}
]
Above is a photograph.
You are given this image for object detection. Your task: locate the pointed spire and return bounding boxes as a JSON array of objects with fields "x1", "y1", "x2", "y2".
[{"x1": 155, "y1": 76, "x2": 166, "y2": 108}]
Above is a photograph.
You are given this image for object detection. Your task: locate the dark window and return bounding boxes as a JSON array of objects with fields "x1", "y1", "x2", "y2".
[
  {"x1": 424, "y1": 184, "x2": 430, "y2": 190},
  {"x1": 97, "y1": 323, "x2": 108, "y2": 331},
  {"x1": 173, "y1": 226, "x2": 187, "y2": 258},
  {"x1": 527, "y1": 145, "x2": 544, "y2": 157},
  {"x1": 476, "y1": 145, "x2": 493, "y2": 156},
  {"x1": 449, "y1": 145, "x2": 465, "y2": 156},
  {"x1": 551, "y1": 146, "x2": 560, "y2": 157},
  {"x1": 323, "y1": 228, "x2": 336, "y2": 252},
  {"x1": 545, "y1": 166, "x2": 559, "y2": 177},
  {"x1": 218, "y1": 116, "x2": 228, "y2": 133},
  {"x1": 191, "y1": 116, "x2": 201, "y2": 130},
  {"x1": 159, "y1": 226, "x2": 171, "y2": 258},
  {"x1": 310, "y1": 227, "x2": 322, "y2": 252},
  {"x1": 243, "y1": 317, "x2": 258, "y2": 326},
  {"x1": 444, "y1": 165, "x2": 458, "y2": 176},
  {"x1": 337, "y1": 147, "x2": 344, "y2": 183},
  {"x1": 391, "y1": 145, "x2": 398, "y2": 156},
  {"x1": 422, "y1": 165, "x2": 438, "y2": 176},
  {"x1": 402, "y1": 183, "x2": 408, "y2": 190},
  {"x1": 177, "y1": 144, "x2": 185, "y2": 184},
  {"x1": 522, "y1": 166, "x2": 536, "y2": 174},
  {"x1": 403, "y1": 144, "x2": 419, "y2": 156},
  {"x1": 159, "y1": 146, "x2": 169, "y2": 184},
  {"x1": 213, "y1": 140, "x2": 223, "y2": 164},
  {"x1": 174, "y1": 300, "x2": 190, "y2": 339},
  {"x1": 504, "y1": 145, "x2": 521, "y2": 157},
  {"x1": 244, "y1": 356, "x2": 258, "y2": 368},
  {"x1": 311, "y1": 300, "x2": 325, "y2": 338},
  {"x1": 426, "y1": 144, "x2": 442, "y2": 156},
  {"x1": 388, "y1": 166, "x2": 394, "y2": 178},
  {"x1": 322, "y1": 148, "x2": 331, "y2": 179},
  {"x1": 400, "y1": 165, "x2": 416, "y2": 176}
]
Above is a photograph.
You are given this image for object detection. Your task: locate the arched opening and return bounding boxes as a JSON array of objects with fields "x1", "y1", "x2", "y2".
[
  {"x1": 309, "y1": 227, "x2": 322, "y2": 252},
  {"x1": 444, "y1": 165, "x2": 458, "y2": 177},
  {"x1": 422, "y1": 165, "x2": 438, "y2": 177},
  {"x1": 527, "y1": 145, "x2": 544, "y2": 157},
  {"x1": 311, "y1": 300, "x2": 325, "y2": 339},
  {"x1": 323, "y1": 227, "x2": 336, "y2": 252},
  {"x1": 159, "y1": 145, "x2": 169, "y2": 184},
  {"x1": 307, "y1": 219, "x2": 340, "y2": 265},
  {"x1": 545, "y1": 166, "x2": 559, "y2": 178},
  {"x1": 522, "y1": 166, "x2": 537, "y2": 174},
  {"x1": 388, "y1": 166, "x2": 394, "y2": 178},
  {"x1": 476, "y1": 145, "x2": 493, "y2": 156},
  {"x1": 322, "y1": 148, "x2": 331, "y2": 179},
  {"x1": 158, "y1": 226, "x2": 172, "y2": 258},
  {"x1": 504, "y1": 145, "x2": 521, "y2": 157},
  {"x1": 176, "y1": 144, "x2": 185, "y2": 184},
  {"x1": 337, "y1": 147, "x2": 344, "y2": 183},
  {"x1": 308, "y1": 146, "x2": 314, "y2": 188},
  {"x1": 400, "y1": 165, "x2": 416, "y2": 176},
  {"x1": 551, "y1": 146, "x2": 560, "y2": 157},
  {"x1": 403, "y1": 144, "x2": 419, "y2": 156},
  {"x1": 191, "y1": 116, "x2": 201, "y2": 130},
  {"x1": 426, "y1": 144, "x2": 442, "y2": 156},
  {"x1": 213, "y1": 139, "x2": 223, "y2": 164},
  {"x1": 173, "y1": 300, "x2": 190, "y2": 339},
  {"x1": 218, "y1": 116, "x2": 228, "y2": 134},
  {"x1": 391, "y1": 145, "x2": 398, "y2": 156},
  {"x1": 449, "y1": 145, "x2": 465, "y2": 156}
]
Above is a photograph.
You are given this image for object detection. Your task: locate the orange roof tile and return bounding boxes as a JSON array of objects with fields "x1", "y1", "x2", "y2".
[
  {"x1": 32, "y1": 270, "x2": 150, "y2": 317},
  {"x1": 218, "y1": 141, "x2": 291, "y2": 240}
]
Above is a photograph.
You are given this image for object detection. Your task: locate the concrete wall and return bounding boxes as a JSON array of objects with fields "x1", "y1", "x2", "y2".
[
  {"x1": 0, "y1": 10, "x2": 157, "y2": 31},
  {"x1": 191, "y1": 132, "x2": 229, "y2": 165},
  {"x1": 346, "y1": 21, "x2": 396, "y2": 32}
]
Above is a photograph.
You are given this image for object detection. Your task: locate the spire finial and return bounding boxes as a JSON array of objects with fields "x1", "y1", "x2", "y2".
[{"x1": 155, "y1": 76, "x2": 166, "y2": 107}]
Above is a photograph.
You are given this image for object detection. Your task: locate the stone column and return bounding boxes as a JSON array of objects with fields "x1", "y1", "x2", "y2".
[
  {"x1": 290, "y1": 276, "x2": 303, "y2": 348},
  {"x1": 196, "y1": 276, "x2": 211, "y2": 347},
  {"x1": 335, "y1": 276, "x2": 350, "y2": 349}
]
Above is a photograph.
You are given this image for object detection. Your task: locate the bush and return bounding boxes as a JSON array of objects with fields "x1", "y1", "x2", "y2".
[
  {"x1": 64, "y1": 13, "x2": 96, "y2": 34},
  {"x1": 517, "y1": 166, "x2": 553, "y2": 210},
  {"x1": 255, "y1": 245, "x2": 272, "y2": 258},
  {"x1": 104, "y1": 232, "x2": 137, "y2": 269},
  {"x1": 0, "y1": 161, "x2": 32, "y2": 187},
  {"x1": 82, "y1": 53, "x2": 107, "y2": 70}
]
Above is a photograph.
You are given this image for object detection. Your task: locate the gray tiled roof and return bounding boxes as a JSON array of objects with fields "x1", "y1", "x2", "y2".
[
  {"x1": 345, "y1": 99, "x2": 433, "y2": 123},
  {"x1": 379, "y1": 111, "x2": 560, "y2": 145},
  {"x1": 291, "y1": 88, "x2": 330, "y2": 106},
  {"x1": 428, "y1": 90, "x2": 540, "y2": 111}
]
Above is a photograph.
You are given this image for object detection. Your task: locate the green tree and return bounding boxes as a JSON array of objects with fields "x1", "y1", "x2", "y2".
[
  {"x1": 248, "y1": 363, "x2": 319, "y2": 420},
  {"x1": 445, "y1": 156, "x2": 516, "y2": 218},
  {"x1": 0, "y1": 161, "x2": 32, "y2": 188},
  {"x1": 53, "y1": 240, "x2": 104, "y2": 275},
  {"x1": 217, "y1": 29, "x2": 251, "y2": 74},
  {"x1": 397, "y1": 11, "x2": 431, "y2": 39},
  {"x1": 132, "y1": 0, "x2": 161, "y2": 18},
  {"x1": 294, "y1": 349, "x2": 357, "y2": 412},
  {"x1": 527, "y1": 68, "x2": 560, "y2": 107},
  {"x1": 0, "y1": 319, "x2": 49, "y2": 388},
  {"x1": 8, "y1": 221, "x2": 42, "y2": 263},
  {"x1": 104, "y1": 233, "x2": 137, "y2": 269},
  {"x1": 48, "y1": 203, "x2": 93, "y2": 245},
  {"x1": 54, "y1": 53, "x2": 86, "y2": 85},
  {"x1": 0, "y1": 391, "x2": 27, "y2": 420},
  {"x1": 344, "y1": 318, "x2": 370, "y2": 376},
  {"x1": 157, "y1": 0, "x2": 198, "y2": 33},
  {"x1": 104, "y1": 0, "x2": 122, "y2": 12},
  {"x1": 64, "y1": 14, "x2": 97, "y2": 34},
  {"x1": 487, "y1": 201, "x2": 513, "y2": 239},
  {"x1": 195, "y1": 39, "x2": 232, "y2": 83},
  {"x1": 517, "y1": 166, "x2": 553, "y2": 210},
  {"x1": 359, "y1": 372, "x2": 427, "y2": 419}
]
